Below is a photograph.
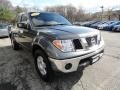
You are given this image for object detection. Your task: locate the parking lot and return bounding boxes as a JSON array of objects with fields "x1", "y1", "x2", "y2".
[{"x1": 0, "y1": 31, "x2": 120, "y2": 90}]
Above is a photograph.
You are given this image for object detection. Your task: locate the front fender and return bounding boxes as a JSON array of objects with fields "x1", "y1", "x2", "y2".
[{"x1": 32, "y1": 36, "x2": 58, "y2": 58}]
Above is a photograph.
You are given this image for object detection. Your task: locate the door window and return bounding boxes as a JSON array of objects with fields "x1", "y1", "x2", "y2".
[{"x1": 21, "y1": 14, "x2": 28, "y2": 22}]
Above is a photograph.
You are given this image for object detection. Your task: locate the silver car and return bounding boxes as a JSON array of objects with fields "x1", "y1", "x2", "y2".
[{"x1": 0, "y1": 24, "x2": 9, "y2": 37}]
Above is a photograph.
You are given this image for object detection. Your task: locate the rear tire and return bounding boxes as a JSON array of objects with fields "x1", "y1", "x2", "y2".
[
  {"x1": 34, "y1": 49, "x2": 54, "y2": 82},
  {"x1": 11, "y1": 38, "x2": 19, "y2": 50}
]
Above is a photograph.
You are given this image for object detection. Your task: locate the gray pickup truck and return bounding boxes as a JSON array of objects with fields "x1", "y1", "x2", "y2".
[{"x1": 10, "y1": 12, "x2": 104, "y2": 81}]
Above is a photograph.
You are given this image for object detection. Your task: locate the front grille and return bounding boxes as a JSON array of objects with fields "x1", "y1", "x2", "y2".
[
  {"x1": 73, "y1": 35, "x2": 98, "y2": 50},
  {"x1": 86, "y1": 35, "x2": 97, "y2": 47},
  {"x1": 73, "y1": 39, "x2": 83, "y2": 50}
]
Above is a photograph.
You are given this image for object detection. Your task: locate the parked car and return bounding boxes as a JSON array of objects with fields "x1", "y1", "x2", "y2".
[
  {"x1": 80, "y1": 21, "x2": 90, "y2": 26},
  {"x1": 73, "y1": 22, "x2": 81, "y2": 26},
  {"x1": 82, "y1": 21, "x2": 99, "y2": 27},
  {"x1": 0, "y1": 24, "x2": 9, "y2": 37},
  {"x1": 112, "y1": 25, "x2": 120, "y2": 32},
  {"x1": 90, "y1": 21, "x2": 105, "y2": 29},
  {"x1": 10, "y1": 12, "x2": 104, "y2": 82},
  {"x1": 97, "y1": 21, "x2": 115, "y2": 30},
  {"x1": 105, "y1": 21, "x2": 120, "y2": 31}
]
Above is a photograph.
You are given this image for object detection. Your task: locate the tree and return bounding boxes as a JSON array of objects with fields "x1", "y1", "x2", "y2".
[
  {"x1": 0, "y1": 0, "x2": 13, "y2": 9},
  {"x1": 14, "y1": 6, "x2": 23, "y2": 14},
  {"x1": 0, "y1": 0, "x2": 15, "y2": 23},
  {"x1": 0, "y1": 7, "x2": 15, "y2": 22},
  {"x1": 105, "y1": 8, "x2": 115, "y2": 20},
  {"x1": 45, "y1": 5, "x2": 86, "y2": 22},
  {"x1": 75, "y1": 7, "x2": 86, "y2": 21}
]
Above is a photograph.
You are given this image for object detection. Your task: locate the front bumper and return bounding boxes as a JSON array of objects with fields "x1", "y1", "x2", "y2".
[{"x1": 49, "y1": 44, "x2": 104, "y2": 73}]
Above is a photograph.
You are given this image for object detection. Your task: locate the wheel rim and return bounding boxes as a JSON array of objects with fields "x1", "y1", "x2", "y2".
[{"x1": 37, "y1": 56, "x2": 47, "y2": 76}]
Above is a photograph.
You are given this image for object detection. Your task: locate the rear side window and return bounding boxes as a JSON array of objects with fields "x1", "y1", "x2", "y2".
[
  {"x1": 21, "y1": 14, "x2": 28, "y2": 22},
  {"x1": 16, "y1": 15, "x2": 21, "y2": 23}
]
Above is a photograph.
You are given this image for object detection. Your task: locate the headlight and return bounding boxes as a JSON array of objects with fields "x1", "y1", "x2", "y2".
[
  {"x1": 53, "y1": 40, "x2": 75, "y2": 52},
  {"x1": 98, "y1": 32, "x2": 101, "y2": 41},
  {"x1": 98, "y1": 32, "x2": 103, "y2": 44}
]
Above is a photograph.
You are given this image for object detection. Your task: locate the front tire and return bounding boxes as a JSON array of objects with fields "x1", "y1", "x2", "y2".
[{"x1": 34, "y1": 49, "x2": 54, "y2": 82}]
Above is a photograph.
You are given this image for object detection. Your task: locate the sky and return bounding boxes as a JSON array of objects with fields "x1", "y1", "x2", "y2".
[{"x1": 9, "y1": 0, "x2": 120, "y2": 12}]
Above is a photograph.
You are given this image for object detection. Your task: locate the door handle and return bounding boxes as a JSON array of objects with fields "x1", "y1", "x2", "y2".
[{"x1": 19, "y1": 30, "x2": 23, "y2": 33}]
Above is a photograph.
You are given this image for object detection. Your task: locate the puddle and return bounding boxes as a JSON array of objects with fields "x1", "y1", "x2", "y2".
[{"x1": 0, "y1": 83, "x2": 17, "y2": 90}]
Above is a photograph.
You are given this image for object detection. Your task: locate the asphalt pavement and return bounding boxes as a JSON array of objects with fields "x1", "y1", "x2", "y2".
[{"x1": 0, "y1": 31, "x2": 120, "y2": 90}]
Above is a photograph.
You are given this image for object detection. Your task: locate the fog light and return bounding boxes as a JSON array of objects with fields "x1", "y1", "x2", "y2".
[{"x1": 65, "y1": 63, "x2": 72, "y2": 70}]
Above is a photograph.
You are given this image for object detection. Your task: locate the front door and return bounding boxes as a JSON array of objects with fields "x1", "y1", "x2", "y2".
[{"x1": 18, "y1": 14, "x2": 34, "y2": 49}]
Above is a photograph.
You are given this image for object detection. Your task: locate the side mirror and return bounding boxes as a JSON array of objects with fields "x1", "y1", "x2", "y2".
[{"x1": 17, "y1": 23, "x2": 27, "y2": 29}]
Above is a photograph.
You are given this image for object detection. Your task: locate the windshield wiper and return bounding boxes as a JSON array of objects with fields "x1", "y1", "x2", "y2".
[
  {"x1": 35, "y1": 24, "x2": 53, "y2": 27},
  {"x1": 54, "y1": 24, "x2": 68, "y2": 25},
  {"x1": 35, "y1": 24, "x2": 68, "y2": 27}
]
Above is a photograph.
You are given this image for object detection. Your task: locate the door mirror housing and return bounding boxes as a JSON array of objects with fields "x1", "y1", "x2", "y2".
[
  {"x1": 17, "y1": 23, "x2": 31, "y2": 30},
  {"x1": 17, "y1": 23, "x2": 27, "y2": 29}
]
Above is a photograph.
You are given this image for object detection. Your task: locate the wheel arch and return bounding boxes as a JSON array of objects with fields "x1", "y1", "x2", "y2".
[{"x1": 32, "y1": 44, "x2": 48, "y2": 57}]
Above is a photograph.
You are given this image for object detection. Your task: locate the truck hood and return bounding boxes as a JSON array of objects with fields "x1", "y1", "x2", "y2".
[{"x1": 37, "y1": 25, "x2": 99, "y2": 39}]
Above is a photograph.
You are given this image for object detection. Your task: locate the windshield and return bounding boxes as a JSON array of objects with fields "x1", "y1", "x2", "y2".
[
  {"x1": 0, "y1": 24, "x2": 7, "y2": 29},
  {"x1": 111, "y1": 22, "x2": 120, "y2": 25},
  {"x1": 30, "y1": 12, "x2": 72, "y2": 27},
  {"x1": 106, "y1": 21, "x2": 114, "y2": 25}
]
